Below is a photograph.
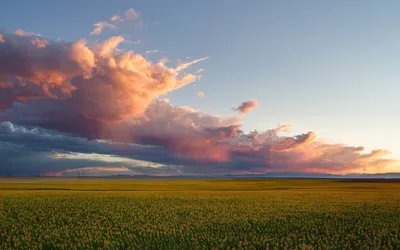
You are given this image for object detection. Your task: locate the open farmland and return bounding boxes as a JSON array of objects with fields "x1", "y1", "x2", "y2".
[{"x1": 0, "y1": 178, "x2": 399, "y2": 249}]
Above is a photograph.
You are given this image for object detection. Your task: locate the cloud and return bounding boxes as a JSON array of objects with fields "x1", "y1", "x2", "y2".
[
  {"x1": 1, "y1": 97, "x2": 398, "y2": 175},
  {"x1": 145, "y1": 50, "x2": 160, "y2": 55},
  {"x1": 91, "y1": 8, "x2": 143, "y2": 35},
  {"x1": 90, "y1": 21, "x2": 117, "y2": 35},
  {"x1": 126, "y1": 39, "x2": 141, "y2": 45},
  {"x1": 125, "y1": 8, "x2": 140, "y2": 20},
  {"x1": 197, "y1": 92, "x2": 205, "y2": 97},
  {"x1": 0, "y1": 34, "x2": 4, "y2": 43},
  {"x1": 175, "y1": 57, "x2": 210, "y2": 73},
  {"x1": 15, "y1": 29, "x2": 40, "y2": 37},
  {"x1": 30, "y1": 38, "x2": 48, "y2": 48},
  {"x1": 0, "y1": 121, "x2": 180, "y2": 175},
  {"x1": 110, "y1": 15, "x2": 123, "y2": 22},
  {"x1": 234, "y1": 100, "x2": 258, "y2": 114},
  {"x1": 0, "y1": 118, "x2": 397, "y2": 175},
  {"x1": 0, "y1": 20, "x2": 398, "y2": 176},
  {"x1": 0, "y1": 33, "x2": 206, "y2": 125}
]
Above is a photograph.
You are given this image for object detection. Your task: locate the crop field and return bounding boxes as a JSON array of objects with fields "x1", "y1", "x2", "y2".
[{"x1": 0, "y1": 178, "x2": 400, "y2": 249}]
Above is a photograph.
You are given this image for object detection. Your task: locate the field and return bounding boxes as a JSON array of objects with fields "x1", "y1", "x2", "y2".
[{"x1": 0, "y1": 178, "x2": 400, "y2": 249}]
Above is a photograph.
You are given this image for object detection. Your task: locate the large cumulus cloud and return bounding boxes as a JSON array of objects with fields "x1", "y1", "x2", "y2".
[{"x1": 0, "y1": 29, "x2": 398, "y2": 175}]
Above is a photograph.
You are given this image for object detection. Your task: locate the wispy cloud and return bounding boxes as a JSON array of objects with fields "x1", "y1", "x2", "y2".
[
  {"x1": 145, "y1": 49, "x2": 161, "y2": 54},
  {"x1": 90, "y1": 7, "x2": 143, "y2": 35},
  {"x1": 175, "y1": 57, "x2": 210, "y2": 73},
  {"x1": 194, "y1": 68, "x2": 205, "y2": 74},
  {"x1": 15, "y1": 29, "x2": 40, "y2": 37},
  {"x1": 126, "y1": 39, "x2": 141, "y2": 45},
  {"x1": 196, "y1": 92, "x2": 205, "y2": 97},
  {"x1": 90, "y1": 21, "x2": 117, "y2": 35}
]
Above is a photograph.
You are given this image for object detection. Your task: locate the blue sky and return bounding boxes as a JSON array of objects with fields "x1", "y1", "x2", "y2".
[{"x1": 0, "y1": 1, "x2": 399, "y2": 174}]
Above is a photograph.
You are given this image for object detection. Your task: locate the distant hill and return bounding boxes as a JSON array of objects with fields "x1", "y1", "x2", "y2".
[
  {"x1": 6, "y1": 172, "x2": 400, "y2": 178},
  {"x1": 105, "y1": 172, "x2": 400, "y2": 179}
]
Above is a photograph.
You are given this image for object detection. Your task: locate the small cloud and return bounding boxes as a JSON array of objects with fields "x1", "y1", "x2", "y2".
[
  {"x1": 90, "y1": 21, "x2": 117, "y2": 35},
  {"x1": 110, "y1": 15, "x2": 123, "y2": 22},
  {"x1": 145, "y1": 49, "x2": 160, "y2": 55},
  {"x1": 175, "y1": 57, "x2": 210, "y2": 73},
  {"x1": 234, "y1": 100, "x2": 258, "y2": 114},
  {"x1": 15, "y1": 29, "x2": 40, "y2": 37},
  {"x1": 126, "y1": 39, "x2": 141, "y2": 45},
  {"x1": 196, "y1": 92, "x2": 205, "y2": 97},
  {"x1": 0, "y1": 34, "x2": 4, "y2": 43},
  {"x1": 194, "y1": 68, "x2": 205, "y2": 74},
  {"x1": 125, "y1": 8, "x2": 140, "y2": 20},
  {"x1": 153, "y1": 21, "x2": 160, "y2": 25},
  {"x1": 90, "y1": 8, "x2": 143, "y2": 35}
]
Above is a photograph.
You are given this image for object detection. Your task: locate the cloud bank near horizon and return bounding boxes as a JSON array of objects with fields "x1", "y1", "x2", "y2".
[{"x1": 0, "y1": 14, "x2": 398, "y2": 176}]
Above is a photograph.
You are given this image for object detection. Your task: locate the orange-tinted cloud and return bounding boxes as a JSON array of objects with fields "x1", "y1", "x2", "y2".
[
  {"x1": 90, "y1": 21, "x2": 117, "y2": 35},
  {"x1": 14, "y1": 29, "x2": 40, "y2": 37},
  {"x1": 175, "y1": 57, "x2": 210, "y2": 73},
  {"x1": 30, "y1": 38, "x2": 48, "y2": 48},
  {"x1": 197, "y1": 92, "x2": 205, "y2": 97},
  {"x1": 0, "y1": 25, "x2": 398, "y2": 175},
  {"x1": 0, "y1": 33, "x2": 207, "y2": 124},
  {"x1": 234, "y1": 100, "x2": 258, "y2": 114},
  {"x1": 110, "y1": 15, "x2": 123, "y2": 22}
]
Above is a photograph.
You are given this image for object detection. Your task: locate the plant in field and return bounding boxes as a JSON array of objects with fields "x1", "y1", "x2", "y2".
[{"x1": 0, "y1": 180, "x2": 399, "y2": 249}]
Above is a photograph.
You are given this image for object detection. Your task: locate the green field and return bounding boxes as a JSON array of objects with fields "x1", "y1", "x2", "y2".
[{"x1": 0, "y1": 178, "x2": 399, "y2": 249}]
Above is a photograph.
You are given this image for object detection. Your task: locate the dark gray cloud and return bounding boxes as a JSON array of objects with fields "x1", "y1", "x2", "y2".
[{"x1": 1, "y1": 118, "x2": 396, "y2": 176}]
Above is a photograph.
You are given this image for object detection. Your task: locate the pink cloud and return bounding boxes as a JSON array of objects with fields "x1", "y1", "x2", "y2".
[
  {"x1": 0, "y1": 26, "x2": 398, "y2": 175},
  {"x1": 30, "y1": 38, "x2": 48, "y2": 48},
  {"x1": 15, "y1": 29, "x2": 40, "y2": 37},
  {"x1": 0, "y1": 33, "x2": 208, "y2": 124},
  {"x1": 110, "y1": 15, "x2": 123, "y2": 22},
  {"x1": 90, "y1": 21, "x2": 117, "y2": 35},
  {"x1": 125, "y1": 8, "x2": 140, "y2": 20}
]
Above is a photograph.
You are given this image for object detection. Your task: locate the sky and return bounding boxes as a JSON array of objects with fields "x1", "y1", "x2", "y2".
[{"x1": 0, "y1": 0, "x2": 399, "y2": 176}]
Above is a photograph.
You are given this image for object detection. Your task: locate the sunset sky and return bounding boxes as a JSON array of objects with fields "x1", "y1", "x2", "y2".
[{"x1": 0, "y1": 1, "x2": 399, "y2": 175}]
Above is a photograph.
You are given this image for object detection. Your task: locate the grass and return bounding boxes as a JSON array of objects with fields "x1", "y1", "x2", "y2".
[{"x1": 0, "y1": 178, "x2": 399, "y2": 249}]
